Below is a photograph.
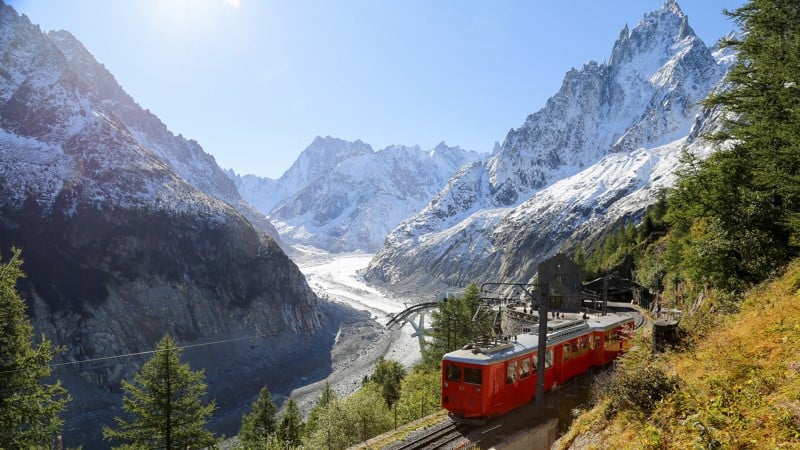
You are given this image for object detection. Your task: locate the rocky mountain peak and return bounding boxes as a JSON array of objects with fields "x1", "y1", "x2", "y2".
[
  {"x1": 47, "y1": 29, "x2": 124, "y2": 102},
  {"x1": 664, "y1": 0, "x2": 685, "y2": 17},
  {"x1": 364, "y1": 1, "x2": 731, "y2": 293},
  {"x1": 42, "y1": 25, "x2": 283, "y2": 243},
  {"x1": 279, "y1": 136, "x2": 374, "y2": 185},
  {"x1": 430, "y1": 141, "x2": 467, "y2": 161},
  {"x1": 480, "y1": 0, "x2": 717, "y2": 208},
  {"x1": 609, "y1": 0, "x2": 697, "y2": 72},
  {"x1": 262, "y1": 140, "x2": 483, "y2": 252},
  {"x1": 0, "y1": 3, "x2": 325, "y2": 443}
]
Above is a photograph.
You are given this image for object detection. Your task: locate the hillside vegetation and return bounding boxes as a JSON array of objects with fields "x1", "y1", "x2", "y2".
[
  {"x1": 559, "y1": 260, "x2": 800, "y2": 449},
  {"x1": 560, "y1": 1, "x2": 800, "y2": 447}
]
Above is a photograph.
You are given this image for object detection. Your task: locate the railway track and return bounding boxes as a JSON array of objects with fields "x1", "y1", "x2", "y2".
[
  {"x1": 605, "y1": 302, "x2": 646, "y2": 330},
  {"x1": 391, "y1": 420, "x2": 474, "y2": 450}
]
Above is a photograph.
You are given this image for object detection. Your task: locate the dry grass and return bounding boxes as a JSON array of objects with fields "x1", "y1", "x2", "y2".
[
  {"x1": 558, "y1": 260, "x2": 800, "y2": 449},
  {"x1": 349, "y1": 409, "x2": 449, "y2": 449}
]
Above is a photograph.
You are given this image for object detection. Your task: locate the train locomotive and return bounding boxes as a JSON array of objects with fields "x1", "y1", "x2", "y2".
[{"x1": 441, "y1": 313, "x2": 634, "y2": 421}]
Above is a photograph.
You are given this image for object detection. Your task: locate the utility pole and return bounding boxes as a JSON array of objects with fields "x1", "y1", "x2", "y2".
[{"x1": 534, "y1": 282, "x2": 548, "y2": 415}]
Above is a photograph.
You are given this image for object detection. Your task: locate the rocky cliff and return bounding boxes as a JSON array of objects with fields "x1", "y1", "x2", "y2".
[
  {"x1": 0, "y1": 2, "x2": 326, "y2": 445},
  {"x1": 46, "y1": 28, "x2": 284, "y2": 246}
]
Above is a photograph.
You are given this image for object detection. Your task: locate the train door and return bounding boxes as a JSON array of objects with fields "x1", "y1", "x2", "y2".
[
  {"x1": 442, "y1": 361, "x2": 463, "y2": 412},
  {"x1": 530, "y1": 352, "x2": 539, "y2": 400},
  {"x1": 603, "y1": 328, "x2": 620, "y2": 363},
  {"x1": 576, "y1": 336, "x2": 591, "y2": 374},
  {"x1": 492, "y1": 364, "x2": 505, "y2": 411},
  {"x1": 621, "y1": 321, "x2": 634, "y2": 351},
  {"x1": 544, "y1": 349, "x2": 555, "y2": 390},
  {"x1": 530, "y1": 348, "x2": 556, "y2": 392},
  {"x1": 561, "y1": 341, "x2": 572, "y2": 381},
  {"x1": 504, "y1": 359, "x2": 521, "y2": 414},
  {"x1": 553, "y1": 344, "x2": 564, "y2": 386},
  {"x1": 519, "y1": 355, "x2": 534, "y2": 401},
  {"x1": 462, "y1": 365, "x2": 484, "y2": 417},
  {"x1": 590, "y1": 332, "x2": 603, "y2": 366}
]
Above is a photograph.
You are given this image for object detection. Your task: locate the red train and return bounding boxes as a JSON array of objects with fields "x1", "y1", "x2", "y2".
[{"x1": 441, "y1": 313, "x2": 634, "y2": 421}]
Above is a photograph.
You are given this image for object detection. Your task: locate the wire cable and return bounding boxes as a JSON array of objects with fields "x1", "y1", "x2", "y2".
[{"x1": 0, "y1": 326, "x2": 314, "y2": 375}]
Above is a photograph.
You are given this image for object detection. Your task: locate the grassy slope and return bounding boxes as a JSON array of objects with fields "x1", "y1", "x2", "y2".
[{"x1": 558, "y1": 260, "x2": 800, "y2": 449}]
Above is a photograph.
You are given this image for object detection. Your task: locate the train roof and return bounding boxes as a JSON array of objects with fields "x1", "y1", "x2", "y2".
[
  {"x1": 585, "y1": 313, "x2": 634, "y2": 331},
  {"x1": 442, "y1": 312, "x2": 633, "y2": 365}
]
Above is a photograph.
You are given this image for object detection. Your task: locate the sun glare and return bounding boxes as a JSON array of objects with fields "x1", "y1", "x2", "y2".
[{"x1": 151, "y1": 0, "x2": 240, "y2": 36}]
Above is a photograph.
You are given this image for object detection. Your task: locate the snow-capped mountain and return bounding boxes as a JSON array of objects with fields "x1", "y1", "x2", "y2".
[
  {"x1": 229, "y1": 136, "x2": 374, "y2": 214},
  {"x1": 365, "y1": 0, "x2": 731, "y2": 292},
  {"x1": 0, "y1": 2, "x2": 323, "y2": 444},
  {"x1": 230, "y1": 138, "x2": 484, "y2": 252},
  {"x1": 45, "y1": 29, "x2": 284, "y2": 245}
]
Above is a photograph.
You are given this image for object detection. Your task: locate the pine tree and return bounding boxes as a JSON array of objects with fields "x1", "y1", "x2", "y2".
[
  {"x1": 304, "y1": 382, "x2": 336, "y2": 438},
  {"x1": 370, "y1": 357, "x2": 406, "y2": 408},
  {"x1": 276, "y1": 398, "x2": 303, "y2": 448},
  {"x1": 668, "y1": 0, "x2": 800, "y2": 291},
  {"x1": 423, "y1": 282, "x2": 488, "y2": 366},
  {"x1": 238, "y1": 386, "x2": 277, "y2": 448},
  {"x1": 103, "y1": 334, "x2": 217, "y2": 449},
  {"x1": 0, "y1": 248, "x2": 69, "y2": 449}
]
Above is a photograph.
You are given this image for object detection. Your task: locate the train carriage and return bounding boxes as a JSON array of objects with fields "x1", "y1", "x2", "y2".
[{"x1": 442, "y1": 313, "x2": 634, "y2": 422}]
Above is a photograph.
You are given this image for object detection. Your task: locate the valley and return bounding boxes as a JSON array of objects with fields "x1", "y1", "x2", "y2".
[
  {"x1": 6, "y1": 0, "x2": 794, "y2": 448},
  {"x1": 285, "y1": 246, "x2": 426, "y2": 414}
]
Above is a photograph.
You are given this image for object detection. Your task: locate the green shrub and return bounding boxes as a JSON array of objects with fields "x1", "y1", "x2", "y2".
[{"x1": 595, "y1": 363, "x2": 680, "y2": 418}]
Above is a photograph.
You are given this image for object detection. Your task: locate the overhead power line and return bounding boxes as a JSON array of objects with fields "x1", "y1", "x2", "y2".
[{"x1": 0, "y1": 327, "x2": 313, "y2": 375}]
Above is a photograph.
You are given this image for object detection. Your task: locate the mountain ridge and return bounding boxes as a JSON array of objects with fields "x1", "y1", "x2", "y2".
[
  {"x1": 0, "y1": 2, "x2": 330, "y2": 445},
  {"x1": 364, "y1": 0, "x2": 731, "y2": 292},
  {"x1": 45, "y1": 28, "x2": 284, "y2": 245},
  {"x1": 230, "y1": 137, "x2": 484, "y2": 252}
]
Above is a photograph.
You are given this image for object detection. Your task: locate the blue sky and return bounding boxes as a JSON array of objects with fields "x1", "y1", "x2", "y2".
[{"x1": 9, "y1": 0, "x2": 744, "y2": 178}]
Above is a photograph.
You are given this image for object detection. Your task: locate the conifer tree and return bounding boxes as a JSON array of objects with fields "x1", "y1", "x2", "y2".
[
  {"x1": 669, "y1": 0, "x2": 800, "y2": 291},
  {"x1": 304, "y1": 382, "x2": 336, "y2": 438},
  {"x1": 276, "y1": 398, "x2": 303, "y2": 448},
  {"x1": 370, "y1": 357, "x2": 406, "y2": 408},
  {"x1": 423, "y1": 282, "x2": 488, "y2": 366},
  {"x1": 238, "y1": 386, "x2": 277, "y2": 448},
  {"x1": 0, "y1": 248, "x2": 69, "y2": 449},
  {"x1": 103, "y1": 334, "x2": 217, "y2": 449}
]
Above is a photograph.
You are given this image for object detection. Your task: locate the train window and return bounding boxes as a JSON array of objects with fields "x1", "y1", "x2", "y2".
[
  {"x1": 464, "y1": 367, "x2": 482, "y2": 385},
  {"x1": 545, "y1": 350, "x2": 553, "y2": 368},
  {"x1": 563, "y1": 344, "x2": 571, "y2": 361},
  {"x1": 520, "y1": 358, "x2": 531, "y2": 378},
  {"x1": 445, "y1": 363, "x2": 461, "y2": 382},
  {"x1": 531, "y1": 353, "x2": 538, "y2": 370},
  {"x1": 605, "y1": 330, "x2": 619, "y2": 348},
  {"x1": 592, "y1": 335, "x2": 601, "y2": 350},
  {"x1": 506, "y1": 361, "x2": 518, "y2": 384},
  {"x1": 579, "y1": 337, "x2": 589, "y2": 355}
]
